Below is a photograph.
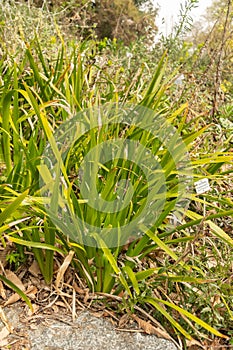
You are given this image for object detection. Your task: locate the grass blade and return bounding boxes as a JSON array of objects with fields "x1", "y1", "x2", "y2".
[{"x1": 0, "y1": 274, "x2": 32, "y2": 310}]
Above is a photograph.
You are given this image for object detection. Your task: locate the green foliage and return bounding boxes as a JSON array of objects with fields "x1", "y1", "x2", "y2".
[
  {"x1": 133, "y1": 0, "x2": 151, "y2": 7},
  {"x1": 10, "y1": 0, "x2": 158, "y2": 45},
  {"x1": 159, "y1": 0, "x2": 199, "y2": 61},
  {"x1": 0, "y1": 1, "x2": 232, "y2": 346},
  {"x1": 0, "y1": 0, "x2": 58, "y2": 56}
]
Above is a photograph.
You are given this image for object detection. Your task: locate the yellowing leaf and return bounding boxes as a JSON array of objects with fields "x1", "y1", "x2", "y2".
[{"x1": 207, "y1": 220, "x2": 233, "y2": 247}]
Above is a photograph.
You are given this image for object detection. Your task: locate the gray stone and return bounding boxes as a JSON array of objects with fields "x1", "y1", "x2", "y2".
[{"x1": 1, "y1": 305, "x2": 179, "y2": 350}]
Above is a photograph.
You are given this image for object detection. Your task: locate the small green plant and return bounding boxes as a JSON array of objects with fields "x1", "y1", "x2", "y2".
[{"x1": 6, "y1": 250, "x2": 24, "y2": 269}]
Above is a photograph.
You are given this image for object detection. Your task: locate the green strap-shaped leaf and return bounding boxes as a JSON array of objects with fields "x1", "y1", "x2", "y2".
[
  {"x1": 0, "y1": 274, "x2": 32, "y2": 311},
  {"x1": 141, "y1": 225, "x2": 178, "y2": 261},
  {"x1": 0, "y1": 190, "x2": 29, "y2": 226},
  {"x1": 207, "y1": 220, "x2": 233, "y2": 247},
  {"x1": 122, "y1": 265, "x2": 140, "y2": 295},
  {"x1": 1, "y1": 90, "x2": 15, "y2": 174},
  {"x1": 93, "y1": 235, "x2": 132, "y2": 297},
  {"x1": 7, "y1": 236, "x2": 64, "y2": 255},
  {"x1": 145, "y1": 297, "x2": 228, "y2": 339},
  {"x1": 144, "y1": 297, "x2": 192, "y2": 339}
]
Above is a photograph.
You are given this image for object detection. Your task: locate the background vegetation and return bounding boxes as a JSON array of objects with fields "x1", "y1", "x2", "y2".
[{"x1": 0, "y1": 0, "x2": 232, "y2": 348}]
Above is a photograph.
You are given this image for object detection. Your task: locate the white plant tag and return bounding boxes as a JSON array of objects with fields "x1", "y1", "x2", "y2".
[{"x1": 194, "y1": 178, "x2": 211, "y2": 194}]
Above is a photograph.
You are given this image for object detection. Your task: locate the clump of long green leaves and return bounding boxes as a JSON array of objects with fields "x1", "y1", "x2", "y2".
[{"x1": 0, "y1": 35, "x2": 232, "y2": 345}]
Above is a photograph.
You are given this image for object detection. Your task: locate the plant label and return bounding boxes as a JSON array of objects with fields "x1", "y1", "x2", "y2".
[{"x1": 194, "y1": 178, "x2": 211, "y2": 194}]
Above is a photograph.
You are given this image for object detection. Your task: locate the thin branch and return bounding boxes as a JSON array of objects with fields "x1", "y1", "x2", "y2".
[{"x1": 211, "y1": 0, "x2": 232, "y2": 117}]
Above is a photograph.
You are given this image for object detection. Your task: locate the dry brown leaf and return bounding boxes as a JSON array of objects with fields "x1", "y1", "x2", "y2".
[
  {"x1": 5, "y1": 270, "x2": 25, "y2": 292},
  {"x1": 186, "y1": 338, "x2": 205, "y2": 348},
  {"x1": 52, "y1": 304, "x2": 59, "y2": 313},
  {"x1": 25, "y1": 285, "x2": 38, "y2": 299},
  {"x1": 118, "y1": 314, "x2": 130, "y2": 328},
  {"x1": 0, "y1": 246, "x2": 13, "y2": 268},
  {"x1": 72, "y1": 281, "x2": 86, "y2": 295},
  {"x1": 0, "y1": 326, "x2": 10, "y2": 340},
  {"x1": 27, "y1": 303, "x2": 39, "y2": 316},
  {"x1": 55, "y1": 301, "x2": 67, "y2": 308},
  {"x1": 132, "y1": 314, "x2": 171, "y2": 340},
  {"x1": 83, "y1": 290, "x2": 90, "y2": 304},
  {"x1": 55, "y1": 251, "x2": 74, "y2": 289},
  {"x1": 0, "y1": 306, "x2": 14, "y2": 332},
  {"x1": 91, "y1": 311, "x2": 105, "y2": 318},
  {"x1": 118, "y1": 291, "x2": 124, "y2": 298},
  {"x1": 28, "y1": 260, "x2": 41, "y2": 277},
  {"x1": 102, "y1": 310, "x2": 116, "y2": 319},
  {"x1": 0, "y1": 337, "x2": 9, "y2": 347},
  {"x1": 211, "y1": 294, "x2": 221, "y2": 307},
  {"x1": 0, "y1": 280, "x2": 6, "y2": 299},
  {"x1": 4, "y1": 292, "x2": 20, "y2": 307}
]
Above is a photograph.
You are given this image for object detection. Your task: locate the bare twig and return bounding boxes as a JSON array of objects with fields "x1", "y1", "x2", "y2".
[{"x1": 211, "y1": 0, "x2": 232, "y2": 117}]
